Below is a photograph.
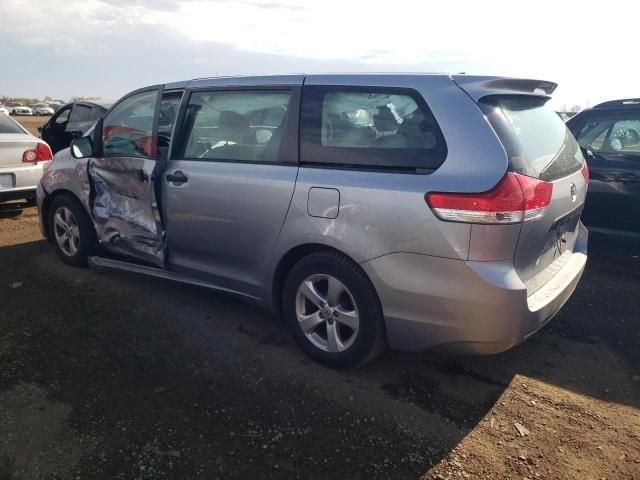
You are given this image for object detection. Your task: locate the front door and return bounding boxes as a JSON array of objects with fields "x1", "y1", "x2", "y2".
[
  {"x1": 88, "y1": 87, "x2": 167, "y2": 266},
  {"x1": 162, "y1": 86, "x2": 301, "y2": 298},
  {"x1": 570, "y1": 111, "x2": 640, "y2": 236},
  {"x1": 41, "y1": 105, "x2": 73, "y2": 153}
]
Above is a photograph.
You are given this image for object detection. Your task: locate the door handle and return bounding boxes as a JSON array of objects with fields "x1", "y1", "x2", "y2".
[{"x1": 165, "y1": 171, "x2": 188, "y2": 185}]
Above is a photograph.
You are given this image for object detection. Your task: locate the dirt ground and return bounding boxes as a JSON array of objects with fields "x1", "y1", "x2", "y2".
[
  {"x1": 13, "y1": 115, "x2": 48, "y2": 137},
  {"x1": 0, "y1": 204, "x2": 639, "y2": 480}
]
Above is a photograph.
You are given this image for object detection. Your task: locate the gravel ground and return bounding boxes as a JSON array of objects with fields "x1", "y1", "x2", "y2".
[{"x1": 0, "y1": 204, "x2": 638, "y2": 480}]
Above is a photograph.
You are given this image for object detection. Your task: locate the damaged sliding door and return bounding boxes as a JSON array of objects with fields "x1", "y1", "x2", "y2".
[{"x1": 88, "y1": 87, "x2": 166, "y2": 266}]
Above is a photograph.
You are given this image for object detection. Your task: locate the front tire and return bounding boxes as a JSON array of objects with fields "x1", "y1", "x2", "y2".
[
  {"x1": 283, "y1": 250, "x2": 386, "y2": 368},
  {"x1": 48, "y1": 194, "x2": 96, "y2": 267}
]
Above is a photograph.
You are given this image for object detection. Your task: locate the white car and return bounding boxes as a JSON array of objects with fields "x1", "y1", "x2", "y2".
[
  {"x1": 0, "y1": 113, "x2": 52, "y2": 203},
  {"x1": 31, "y1": 103, "x2": 55, "y2": 116},
  {"x1": 0, "y1": 105, "x2": 9, "y2": 116},
  {"x1": 8, "y1": 104, "x2": 33, "y2": 116}
]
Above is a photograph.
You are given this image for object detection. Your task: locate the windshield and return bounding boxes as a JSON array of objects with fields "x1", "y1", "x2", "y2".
[
  {"x1": 483, "y1": 96, "x2": 585, "y2": 181},
  {"x1": 0, "y1": 114, "x2": 24, "y2": 134}
]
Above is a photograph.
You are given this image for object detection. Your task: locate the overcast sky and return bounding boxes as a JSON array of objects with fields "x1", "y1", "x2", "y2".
[{"x1": 1, "y1": 0, "x2": 638, "y2": 108}]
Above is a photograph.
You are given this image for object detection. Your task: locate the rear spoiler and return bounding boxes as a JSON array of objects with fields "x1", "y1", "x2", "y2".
[{"x1": 451, "y1": 75, "x2": 558, "y2": 102}]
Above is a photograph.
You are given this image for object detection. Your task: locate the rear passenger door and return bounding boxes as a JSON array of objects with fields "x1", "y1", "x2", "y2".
[
  {"x1": 41, "y1": 105, "x2": 72, "y2": 153},
  {"x1": 162, "y1": 85, "x2": 301, "y2": 298}
]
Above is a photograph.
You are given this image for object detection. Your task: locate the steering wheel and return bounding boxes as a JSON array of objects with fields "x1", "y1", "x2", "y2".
[
  {"x1": 157, "y1": 133, "x2": 171, "y2": 148},
  {"x1": 581, "y1": 144, "x2": 602, "y2": 162}
]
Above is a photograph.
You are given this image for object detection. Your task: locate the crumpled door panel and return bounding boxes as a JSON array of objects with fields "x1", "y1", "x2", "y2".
[{"x1": 88, "y1": 157, "x2": 165, "y2": 266}]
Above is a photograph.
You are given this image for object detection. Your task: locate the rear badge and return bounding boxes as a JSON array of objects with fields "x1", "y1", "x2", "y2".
[{"x1": 570, "y1": 183, "x2": 577, "y2": 202}]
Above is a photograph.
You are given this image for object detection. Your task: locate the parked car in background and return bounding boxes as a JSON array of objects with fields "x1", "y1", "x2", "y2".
[
  {"x1": 48, "y1": 103, "x2": 64, "y2": 112},
  {"x1": 38, "y1": 74, "x2": 588, "y2": 367},
  {"x1": 30, "y1": 103, "x2": 55, "y2": 116},
  {"x1": 0, "y1": 113, "x2": 53, "y2": 203},
  {"x1": 39, "y1": 101, "x2": 111, "y2": 154},
  {"x1": 0, "y1": 105, "x2": 9, "y2": 116},
  {"x1": 566, "y1": 98, "x2": 640, "y2": 241},
  {"x1": 7, "y1": 103, "x2": 33, "y2": 116}
]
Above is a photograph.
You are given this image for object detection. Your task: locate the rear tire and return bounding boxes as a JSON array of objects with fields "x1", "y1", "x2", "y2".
[
  {"x1": 48, "y1": 194, "x2": 96, "y2": 267},
  {"x1": 283, "y1": 250, "x2": 386, "y2": 368}
]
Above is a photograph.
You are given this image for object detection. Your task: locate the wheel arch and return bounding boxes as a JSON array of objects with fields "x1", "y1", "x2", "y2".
[
  {"x1": 271, "y1": 243, "x2": 367, "y2": 317},
  {"x1": 41, "y1": 189, "x2": 90, "y2": 241}
]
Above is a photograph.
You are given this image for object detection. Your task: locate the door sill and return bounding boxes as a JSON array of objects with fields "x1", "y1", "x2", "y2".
[{"x1": 88, "y1": 256, "x2": 260, "y2": 301}]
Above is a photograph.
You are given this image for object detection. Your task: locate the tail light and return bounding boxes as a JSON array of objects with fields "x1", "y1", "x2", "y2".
[
  {"x1": 425, "y1": 172, "x2": 553, "y2": 224},
  {"x1": 581, "y1": 161, "x2": 589, "y2": 185},
  {"x1": 22, "y1": 143, "x2": 53, "y2": 163}
]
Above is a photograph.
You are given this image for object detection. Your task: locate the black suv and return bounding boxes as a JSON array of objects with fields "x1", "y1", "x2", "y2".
[{"x1": 567, "y1": 99, "x2": 640, "y2": 242}]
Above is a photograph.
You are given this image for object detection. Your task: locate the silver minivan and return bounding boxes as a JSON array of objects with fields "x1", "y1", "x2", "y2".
[{"x1": 37, "y1": 74, "x2": 588, "y2": 367}]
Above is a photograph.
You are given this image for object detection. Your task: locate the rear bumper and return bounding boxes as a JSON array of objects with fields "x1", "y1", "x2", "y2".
[
  {"x1": 0, "y1": 187, "x2": 36, "y2": 202},
  {"x1": 0, "y1": 163, "x2": 45, "y2": 202},
  {"x1": 361, "y1": 222, "x2": 588, "y2": 354}
]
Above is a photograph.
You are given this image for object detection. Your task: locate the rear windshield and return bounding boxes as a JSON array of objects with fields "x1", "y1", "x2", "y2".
[
  {"x1": 482, "y1": 96, "x2": 584, "y2": 181},
  {"x1": 0, "y1": 114, "x2": 23, "y2": 134}
]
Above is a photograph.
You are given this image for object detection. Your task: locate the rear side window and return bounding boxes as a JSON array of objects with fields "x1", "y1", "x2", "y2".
[
  {"x1": 301, "y1": 86, "x2": 447, "y2": 171},
  {"x1": 181, "y1": 90, "x2": 292, "y2": 163},
  {"x1": 483, "y1": 96, "x2": 584, "y2": 181},
  {"x1": 69, "y1": 105, "x2": 92, "y2": 124},
  {"x1": 0, "y1": 114, "x2": 23, "y2": 134},
  {"x1": 67, "y1": 105, "x2": 93, "y2": 133},
  {"x1": 90, "y1": 108, "x2": 104, "y2": 121}
]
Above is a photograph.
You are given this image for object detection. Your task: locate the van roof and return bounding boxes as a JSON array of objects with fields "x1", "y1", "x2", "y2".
[{"x1": 164, "y1": 73, "x2": 557, "y2": 100}]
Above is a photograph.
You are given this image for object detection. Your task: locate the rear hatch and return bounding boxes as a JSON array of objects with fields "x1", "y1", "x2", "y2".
[{"x1": 480, "y1": 95, "x2": 588, "y2": 295}]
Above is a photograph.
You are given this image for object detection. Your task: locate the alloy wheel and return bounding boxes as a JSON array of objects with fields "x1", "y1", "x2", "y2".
[
  {"x1": 295, "y1": 274, "x2": 360, "y2": 353},
  {"x1": 53, "y1": 206, "x2": 80, "y2": 257}
]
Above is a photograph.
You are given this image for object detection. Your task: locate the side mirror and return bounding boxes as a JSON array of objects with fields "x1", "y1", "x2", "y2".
[{"x1": 71, "y1": 136, "x2": 93, "y2": 159}]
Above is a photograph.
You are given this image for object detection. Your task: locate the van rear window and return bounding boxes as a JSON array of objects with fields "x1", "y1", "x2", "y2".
[{"x1": 482, "y1": 96, "x2": 584, "y2": 182}]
